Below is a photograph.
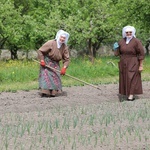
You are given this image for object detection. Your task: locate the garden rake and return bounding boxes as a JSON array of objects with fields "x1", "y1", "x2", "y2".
[{"x1": 33, "y1": 59, "x2": 101, "y2": 90}]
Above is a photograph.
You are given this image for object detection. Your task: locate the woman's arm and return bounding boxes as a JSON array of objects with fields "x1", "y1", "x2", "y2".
[
  {"x1": 139, "y1": 59, "x2": 143, "y2": 72},
  {"x1": 37, "y1": 40, "x2": 52, "y2": 60},
  {"x1": 114, "y1": 49, "x2": 120, "y2": 56}
]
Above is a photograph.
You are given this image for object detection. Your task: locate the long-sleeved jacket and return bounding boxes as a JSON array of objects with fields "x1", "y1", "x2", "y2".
[{"x1": 37, "y1": 40, "x2": 70, "y2": 67}]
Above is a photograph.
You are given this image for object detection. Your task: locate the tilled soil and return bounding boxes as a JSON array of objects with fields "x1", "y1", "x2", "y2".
[{"x1": 0, "y1": 81, "x2": 150, "y2": 114}]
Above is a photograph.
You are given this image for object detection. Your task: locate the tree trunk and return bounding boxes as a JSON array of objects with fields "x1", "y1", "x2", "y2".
[
  {"x1": 88, "y1": 38, "x2": 94, "y2": 64},
  {"x1": 93, "y1": 47, "x2": 97, "y2": 58},
  {"x1": 26, "y1": 50, "x2": 29, "y2": 59},
  {"x1": 145, "y1": 43, "x2": 150, "y2": 55},
  {"x1": 10, "y1": 48, "x2": 18, "y2": 60},
  {"x1": 0, "y1": 37, "x2": 8, "y2": 49}
]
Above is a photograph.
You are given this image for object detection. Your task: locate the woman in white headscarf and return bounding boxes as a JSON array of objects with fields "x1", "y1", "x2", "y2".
[
  {"x1": 113, "y1": 26, "x2": 145, "y2": 101},
  {"x1": 37, "y1": 30, "x2": 70, "y2": 97}
]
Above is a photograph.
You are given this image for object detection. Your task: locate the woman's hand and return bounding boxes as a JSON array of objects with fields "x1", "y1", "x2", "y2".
[
  {"x1": 40, "y1": 60, "x2": 46, "y2": 67},
  {"x1": 60, "y1": 67, "x2": 67, "y2": 75},
  {"x1": 113, "y1": 42, "x2": 119, "y2": 51},
  {"x1": 139, "y1": 66, "x2": 143, "y2": 72}
]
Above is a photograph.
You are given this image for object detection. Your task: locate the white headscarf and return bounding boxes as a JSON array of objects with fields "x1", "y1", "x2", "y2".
[
  {"x1": 55, "y1": 30, "x2": 70, "y2": 48},
  {"x1": 122, "y1": 26, "x2": 136, "y2": 44}
]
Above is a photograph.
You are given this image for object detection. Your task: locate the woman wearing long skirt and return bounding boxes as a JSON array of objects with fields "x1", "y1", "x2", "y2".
[
  {"x1": 37, "y1": 30, "x2": 70, "y2": 97},
  {"x1": 113, "y1": 26, "x2": 145, "y2": 101}
]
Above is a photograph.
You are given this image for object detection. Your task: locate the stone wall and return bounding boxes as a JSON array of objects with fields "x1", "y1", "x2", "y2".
[
  {"x1": 0, "y1": 50, "x2": 11, "y2": 60},
  {"x1": 70, "y1": 45, "x2": 148, "y2": 58},
  {"x1": 70, "y1": 46, "x2": 114, "y2": 58},
  {"x1": 0, "y1": 50, "x2": 38, "y2": 60},
  {"x1": 0, "y1": 45, "x2": 148, "y2": 60}
]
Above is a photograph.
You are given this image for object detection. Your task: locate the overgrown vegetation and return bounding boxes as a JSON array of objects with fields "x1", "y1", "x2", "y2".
[{"x1": 0, "y1": 56, "x2": 150, "y2": 92}]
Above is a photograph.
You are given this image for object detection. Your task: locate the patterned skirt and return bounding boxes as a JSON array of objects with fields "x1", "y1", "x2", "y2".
[{"x1": 38, "y1": 57, "x2": 62, "y2": 92}]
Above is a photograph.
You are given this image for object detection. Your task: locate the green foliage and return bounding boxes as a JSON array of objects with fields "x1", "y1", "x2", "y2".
[
  {"x1": 0, "y1": 0, "x2": 149, "y2": 57},
  {"x1": 113, "y1": 0, "x2": 150, "y2": 43},
  {"x1": 0, "y1": 1, "x2": 23, "y2": 47},
  {"x1": 0, "y1": 56, "x2": 150, "y2": 91},
  {"x1": 0, "y1": 60, "x2": 38, "y2": 83}
]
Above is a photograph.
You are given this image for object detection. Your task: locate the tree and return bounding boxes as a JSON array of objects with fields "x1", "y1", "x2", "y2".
[
  {"x1": 61, "y1": 0, "x2": 118, "y2": 62},
  {"x1": 113, "y1": 0, "x2": 150, "y2": 43},
  {"x1": 1, "y1": 0, "x2": 149, "y2": 60}
]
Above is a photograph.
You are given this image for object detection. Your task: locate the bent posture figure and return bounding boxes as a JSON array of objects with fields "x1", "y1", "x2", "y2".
[{"x1": 37, "y1": 30, "x2": 70, "y2": 97}]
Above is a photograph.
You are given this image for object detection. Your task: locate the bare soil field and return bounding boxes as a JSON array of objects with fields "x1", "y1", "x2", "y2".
[
  {"x1": 0, "y1": 82, "x2": 150, "y2": 150},
  {"x1": 0, "y1": 82, "x2": 150, "y2": 114}
]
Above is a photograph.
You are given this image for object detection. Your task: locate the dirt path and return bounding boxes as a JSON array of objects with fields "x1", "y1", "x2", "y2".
[{"x1": 0, "y1": 81, "x2": 150, "y2": 114}]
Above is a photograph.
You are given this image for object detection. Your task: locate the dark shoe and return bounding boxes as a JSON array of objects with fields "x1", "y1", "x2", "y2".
[
  {"x1": 41, "y1": 93, "x2": 50, "y2": 98},
  {"x1": 127, "y1": 98, "x2": 135, "y2": 101},
  {"x1": 50, "y1": 94, "x2": 55, "y2": 97}
]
